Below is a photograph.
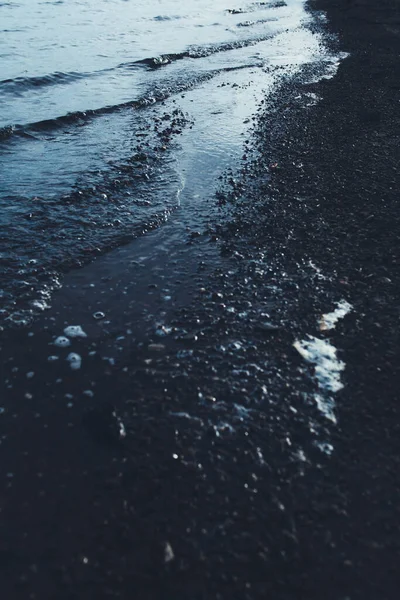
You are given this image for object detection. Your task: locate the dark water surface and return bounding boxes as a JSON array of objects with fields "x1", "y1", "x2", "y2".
[{"x1": 0, "y1": 0, "x2": 341, "y2": 326}]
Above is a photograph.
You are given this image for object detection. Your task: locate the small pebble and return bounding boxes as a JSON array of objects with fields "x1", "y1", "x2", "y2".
[
  {"x1": 64, "y1": 325, "x2": 87, "y2": 338},
  {"x1": 93, "y1": 312, "x2": 105, "y2": 320},
  {"x1": 164, "y1": 542, "x2": 175, "y2": 563},
  {"x1": 148, "y1": 343, "x2": 166, "y2": 352},
  {"x1": 155, "y1": 325, "x2": 172, "y2": 337},
  {"x1": 54, "y1": 336, "x2": 71, "y2": 348},
  {"x1": 67, "y1": 353, "x2": 82, "y2": 370}
]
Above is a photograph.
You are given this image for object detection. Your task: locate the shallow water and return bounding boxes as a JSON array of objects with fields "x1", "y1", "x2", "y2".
[
  {"x1": 0, "y1": 0, "x2": 306, "y2": 128},
  {"x1": 0, "y1": 0, "x2": 339, "y2": 325}
]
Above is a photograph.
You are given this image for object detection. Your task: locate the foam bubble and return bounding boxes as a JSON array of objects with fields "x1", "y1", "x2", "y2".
[
  {"x1": 293, "y1": 336, "x2": 345, "y2": 394},
  {"x1": 319, "y1": 300, "x2": 352, "y2": 331}
]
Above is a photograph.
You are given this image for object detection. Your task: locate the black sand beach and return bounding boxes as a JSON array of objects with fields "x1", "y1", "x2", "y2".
[{"x1": 1, "y1": 0, "x2": 400, "y2": 598}]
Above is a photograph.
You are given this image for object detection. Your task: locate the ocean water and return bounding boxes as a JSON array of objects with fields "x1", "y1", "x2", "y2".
[{"x1": 0, "y1": 0, "x2": 338, "y2": 325}]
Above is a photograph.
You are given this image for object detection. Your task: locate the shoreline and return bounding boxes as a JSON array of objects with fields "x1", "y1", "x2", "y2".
[{"x1": 1, "y1": 1, "x2": 400, "y2": 598}]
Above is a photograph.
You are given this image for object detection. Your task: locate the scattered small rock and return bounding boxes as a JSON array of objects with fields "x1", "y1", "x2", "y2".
[
  {"x1": 64, "y1": 325, "x2": 87, "y2": 338},
  {"x1": 155, "y1": 325, "x2": 172, "y2": 337},
  {"x1": 256, "y1": 322, "x2": 280, "y2": 334},
  {"x1": 67, "y1": 353, "x2": 82, "y2": 370},
  {"x1": 178, "y1": 333, "x2": 198, "y2": 342},
  {"x1": 148, "y1": 343, "x2": 166, "y2": 352},
  {"x1": 93, "y1": 311, "x2": 106, "y2": 320},
  {"x1": 164, "y1": 542, "x2": 175, "y2": 563},
  {"x1": 54, "y1": 336, "x2": 71, "y2": 348}
]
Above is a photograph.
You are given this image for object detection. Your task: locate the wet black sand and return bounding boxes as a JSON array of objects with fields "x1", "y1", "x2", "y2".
[{"x1": 1, "y1": 0, "x2": 400, "y2": 598}]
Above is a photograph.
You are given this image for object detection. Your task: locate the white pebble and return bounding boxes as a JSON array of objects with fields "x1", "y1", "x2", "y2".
[
  {"x1": 64, "y1": 325, "x2": 87, "y2": 338},
  {"x1": 67, "y1": 353, "x2": 82, "y2": 370},
  {"x1": 164, "y1": 542, "x2": 175, "y2": 563},
  {"x1": 48, "y1": 355, "x2": 59, "y2": 362},
  {"x1": 54, "y1": 336, "x2": 71, "y2": 348},
  {"x1": 27, "y1": 372, "x2": 34, "y2": 379},
  {"x1": 93, "y1": 311, "x2": 105, "y2": 320}
]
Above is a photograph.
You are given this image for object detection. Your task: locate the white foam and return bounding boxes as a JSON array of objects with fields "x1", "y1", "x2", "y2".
[
  {"x1": 64, "y1": 325, "x2": 87, "y2": 338},
  {"x1": 308, "y1": 260, "x2": 327, "y2": 280},
  {"x1": 319, "y1": 300, "x2": 352, "y2": 331},
  {"x1": 293, "y1": 299, "x2": 352, "y2": 431},
  {"x1": 294, "y1": 335, "x2": 347, "y2": 428},
  {"x1": 294, "y1": 336, "x2": 344, "y2": 393},
  {"x1": 31, "y1": 299, "x2": 49, "y2": 311},
  {"x1": 314, "y1": 393, "x2": 336, "y2": 424}
]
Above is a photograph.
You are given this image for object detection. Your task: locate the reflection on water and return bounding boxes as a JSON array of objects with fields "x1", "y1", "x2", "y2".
[{"x1": 0, "y1": 0, "x2": 344, "y2": 325}]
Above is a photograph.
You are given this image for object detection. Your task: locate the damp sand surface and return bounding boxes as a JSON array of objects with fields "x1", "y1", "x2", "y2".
[{"x1": 1, "y1": 0, "x2": 400, "y2": 598}]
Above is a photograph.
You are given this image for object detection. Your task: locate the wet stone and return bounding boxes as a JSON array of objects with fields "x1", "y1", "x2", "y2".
[
  {"x1": 178, "y1": 333, "x2": 199, "y2": 342},
  {"x1": 54, "y1": 336, "x2": 71, "y2": 348},
  {"x1": 164, "y1": 542, "x2": 175, "y2": 564},
  {"x1": 67, "y1": 353, "x2": 82, "y2": 370},
  {"x1": 255, "y1": 322, "x2": 281, "y2": 334},
  {"x1": 148, "y1": 343, "x2": 166, "y2": 352},
  {"x1": 212, "y1": 292, "x2": 224, "y2": 301},
  {"x1": 64, "y1": 325, "x2": 87, "y2": 338},
  {"x1": 93, "y1": 311, "x2": 106, "y2": 320}
]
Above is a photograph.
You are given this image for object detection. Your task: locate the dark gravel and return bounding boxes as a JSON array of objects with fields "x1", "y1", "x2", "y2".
[{"x1": 1, "y1": 0, "x2": 400, "y2": 599}]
